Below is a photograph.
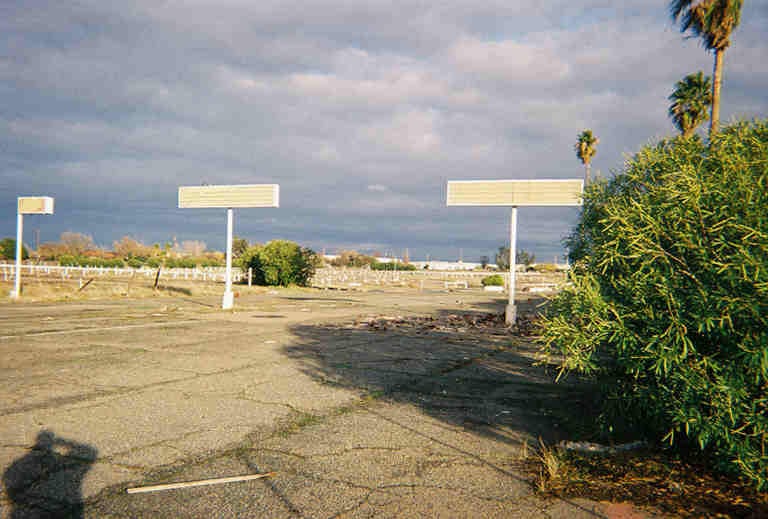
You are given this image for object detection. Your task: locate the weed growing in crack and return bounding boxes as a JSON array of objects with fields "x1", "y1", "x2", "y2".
[
  {"x1": 364, "y1": 390, "x2": 385, "y2": 401},
  {"x1": 536, "y1": 438, "x2": 563, "y2": 492},
  {"x1": 333, "y1": 405, "x2": 355, "y2": 416},
  {"x1": 518, "y1": 439, "x2": 529, "y2": 460},
  {"x1": 276, "y1": 411, "x2": 323, "y2": 438}
]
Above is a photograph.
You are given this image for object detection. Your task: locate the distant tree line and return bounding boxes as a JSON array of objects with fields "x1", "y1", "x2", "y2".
[
  {"x1": 1, "y1": 232, "x2": 225, "y2": 268},
  {"x1": 494, "y1": 247, "x2": 536, "y2": 271},
  {"x1": 326, "y1": 250, "x2": 417, "y2": 270}
]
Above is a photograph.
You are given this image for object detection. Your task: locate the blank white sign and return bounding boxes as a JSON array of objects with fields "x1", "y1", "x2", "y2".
[
  {"x1": 446, "y1": 179, "x2": 583, "y2": 207},
  {"x1": 18, "y1": 197, "x2": 54, "y2": 214},
  {"x1": 179, "y1": 184, "x2": 279, "y2": 208}
]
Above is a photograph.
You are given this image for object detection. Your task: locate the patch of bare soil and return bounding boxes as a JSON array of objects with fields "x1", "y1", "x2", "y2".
[
  {"x1": 528, "y1": 444, "x2": 768, "y2": 518},
  {"x1": 349, "y1": 310, "x2": 540, "y2": 336}
]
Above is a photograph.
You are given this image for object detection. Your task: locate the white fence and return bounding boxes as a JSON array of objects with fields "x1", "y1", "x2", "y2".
[
  {"x1": 1, "y1": 263, "x2": 563, "y2": 290},
  {"x1": 312, "y1": 267, "x2": 488, "y2": 286},
  {"x1": 311, "y1": 267, "x2": 563, "y2": 289},
  {"x1": 0, "y1": 263, "x2": 242, "y2": 284}
]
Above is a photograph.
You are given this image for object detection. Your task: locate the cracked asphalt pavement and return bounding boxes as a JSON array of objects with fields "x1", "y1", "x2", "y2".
[{"x1": 1, "y1": 288, "x2": 653, "y2": 518}]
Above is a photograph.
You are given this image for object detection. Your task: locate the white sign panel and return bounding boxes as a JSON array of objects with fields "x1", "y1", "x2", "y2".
[
  {"x1": 18, "y1": 197, "x2": 55, "y2": 214},
  {"x1": 446, "y1": 179, "x2": 583, "y2": 207},
  {"x1": 179, "y1": 184, "x2": 279, "y2": 209}
]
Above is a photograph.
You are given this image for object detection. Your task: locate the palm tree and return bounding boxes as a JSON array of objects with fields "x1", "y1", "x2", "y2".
[
  {"x1": 575, "y1": 130, "x2": 599, "y2": 184},
  {"x1": 668, "y1": 71, "x2": 712, "y2": 138},
  {"x1": 670, "y1": 0, "x2": 744, "y2": 137}
]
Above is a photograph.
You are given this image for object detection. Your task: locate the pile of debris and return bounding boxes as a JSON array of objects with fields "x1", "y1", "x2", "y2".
[{"x1": 348, "y1": 312, "x2": 539, "y2": 336}]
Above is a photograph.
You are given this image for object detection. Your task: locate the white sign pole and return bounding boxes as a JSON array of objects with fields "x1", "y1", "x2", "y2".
[
  {"x1": 507, "y1": 206, "x2": 518, "y2": 325},
  {"x1": 11, "y1": 196, "x2": 54, "y2": 298},
  {"x1": 12, "y1": 212, "x2": 23, "y2": 298},
  {"x1": 178, "y1": 184, "x2": 279, "y2": 310},
  {"x1": 222, "y1": 208, "x2": 234, "y2": 310},
  {"x1": 446, "y1": 179, "x2": 583, "y2": 325}
]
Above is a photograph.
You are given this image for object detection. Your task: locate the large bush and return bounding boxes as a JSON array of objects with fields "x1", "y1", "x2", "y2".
[
  {"x1": 0, "y1": 238, "x2": 29, "y2": 260},
  {"x1": 540, "y1": 120, "x2": 768, "y2": 489},
  {"x1": 481, "y1": 274, "x2": 504, "y2": 286},
  {"x1": 240, "y1": 240, "x2": 317, "y2": 287}
]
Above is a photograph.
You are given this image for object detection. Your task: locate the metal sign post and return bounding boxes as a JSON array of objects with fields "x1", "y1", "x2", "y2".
[
  {"x1": 178, "y1": 184, "x2": 279, "y2": 309},
  {"x1": 223, "y1": 208, "x2": 234, "y2": 309},
  {"x1": 12, "y1": 197, "x2": 55, "y2": 299},
  {"x1": 508, "y1": 206, "x2": 518, "y2": 323},
  {"x1": 447, "y1": 179, "x2": 583, "y2": 325}
]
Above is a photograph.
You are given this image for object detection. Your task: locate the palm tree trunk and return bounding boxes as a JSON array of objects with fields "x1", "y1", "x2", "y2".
[
  {"x1": 710, "y1": 48, "x2": 724, "y2": 138},
  {"x1": 585, "y1": 162, "x2": 591, "y2": 185}
]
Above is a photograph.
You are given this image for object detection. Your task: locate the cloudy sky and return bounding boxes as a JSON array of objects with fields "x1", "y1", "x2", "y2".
[{"x1": 2, "y1": 1, "x2": 766, "y2": 262}]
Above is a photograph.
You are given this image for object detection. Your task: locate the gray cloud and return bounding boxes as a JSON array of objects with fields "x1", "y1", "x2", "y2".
[{"x1": 2, "y1": 0, "x2": 766, "y2": 261}]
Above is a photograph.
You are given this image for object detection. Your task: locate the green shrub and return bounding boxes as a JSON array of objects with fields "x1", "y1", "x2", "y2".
[
  {"x1": 200, "y1": 257, "x2": 224, "y2": 267},
  {"x1": 539, "y1": 120, "x2": 768, "y2": 490},
  {"x1": 0, "y1": 238, "x2": 29, "y2": 260},
  {"x1": 481, "y1": 274, "x2": 504, "y2": 286},
  {"x1": 240, "y1": 240, "x2": 317, "y2": 286},
  {"x1": 164, "y1": 257, "x2": 193, "y2": 268},
  {"x1": 126, "y1": 257, "x2": 144, "y2": 268},
  {"x1": 238, "y1": 244, "x2": 263, "y2": 272},
  {"x1": 58, "y1": 256, "x2": 125, "y2": 268},
  {"x1": 370, "y1": 261, "x2": 417, "y2": 271},
  {"x1": 162, "y1": 256, "x2": 222, "y2": 268},
  {"x1": 58, "y1": 255, "x2": 78, "y2": 266},
  {"x1": 99, "y1": 258, "x2": 125, "y2": 268},
  {"x1": 329, "y1": 250, "x2": 377, "y2": 267}
]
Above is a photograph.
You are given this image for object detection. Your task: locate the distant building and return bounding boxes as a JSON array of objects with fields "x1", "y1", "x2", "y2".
[
  {"x1": 320, "y1": 254, "x2": 570, "y2": 272},
  {"x1": 410, "y1": 260, "x2": 487, "y2": 271}
]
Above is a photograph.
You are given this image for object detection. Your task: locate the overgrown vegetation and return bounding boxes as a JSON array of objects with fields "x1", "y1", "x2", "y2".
[
  {"x1": 0, "y1": 238, "x2": 28, "y2": 260},
  {"x1": 9, "y1": 233, "x2": 225, "y2": 268},
  {"x1": 55, "y1": 255, "x2": 222, "y2": 268},
  {"x1": 57, "y1": 255, "x2": 126, "y2": 268},
  {"x1": 240, "y1": 240, "x2": 318, "y2": 287},
  {"x1": 481, "y1": 274, "x2": 504, "y2": 287},
  {"x1": 539, "y1": 120, "x2": 768, "y2": 490},
  {"x1": 328, "y1": 250, "x2": 378, "y2": 268}
]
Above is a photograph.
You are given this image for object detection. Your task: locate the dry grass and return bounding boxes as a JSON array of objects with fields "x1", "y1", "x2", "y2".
[
  {"x1": 518, "y1": 439, "x2": 529, "y2": 460},
  {"x1": 0, "y1": 278, "x2": 255, "y2": 302},
  {"x1": 526, "y1": 445, "x2": 768, "y2": 517},
  {"x1": 536, "y1": 438, "x2": 563, "y2": 492}
]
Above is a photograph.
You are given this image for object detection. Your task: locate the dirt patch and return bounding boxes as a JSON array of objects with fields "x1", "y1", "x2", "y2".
[
  {"x1": 528, "y1": 447, "x2": 768, "y2": 518},
  {"x1": 344, "y1": 309, "x2": 540, "y2": 337}
]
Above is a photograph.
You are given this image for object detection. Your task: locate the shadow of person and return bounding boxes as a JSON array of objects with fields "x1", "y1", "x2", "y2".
[{"x1": 3, "y1": 430, "x2": 97, "y2": 518}]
